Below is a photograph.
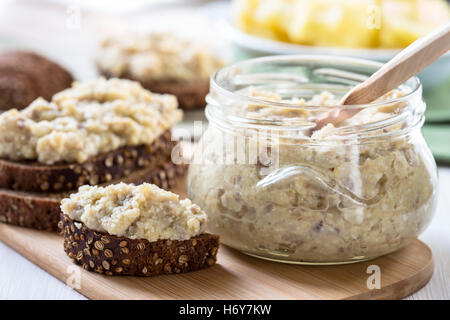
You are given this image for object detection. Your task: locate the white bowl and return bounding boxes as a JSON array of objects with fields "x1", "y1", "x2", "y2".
[{"x1": 205, "y1": 2, "x2": 450, "y2": 89}]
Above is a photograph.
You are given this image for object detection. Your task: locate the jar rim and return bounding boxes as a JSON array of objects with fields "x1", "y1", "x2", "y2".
[{"x1": 210, "y1": 54, "x2": 422, "y2": 110}]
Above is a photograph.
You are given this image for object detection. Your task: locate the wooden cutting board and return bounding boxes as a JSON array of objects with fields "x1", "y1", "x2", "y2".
[{"x1": 0, "y1": 177, "x2": 434, "y2": 300}]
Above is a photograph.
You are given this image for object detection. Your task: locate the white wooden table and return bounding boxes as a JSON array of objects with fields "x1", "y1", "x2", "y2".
[{"x1": 0, "y1": 0, "x2": 449, "y2": 300}]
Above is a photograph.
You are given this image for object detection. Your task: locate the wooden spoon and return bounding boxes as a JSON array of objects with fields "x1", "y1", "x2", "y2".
[{"x1": 313, "y1": 21, "x2": 450, "y2": 132}]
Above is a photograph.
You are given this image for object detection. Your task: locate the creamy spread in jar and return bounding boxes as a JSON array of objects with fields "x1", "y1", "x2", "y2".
[
  {"x1": 0, "y1": 78, "x2": 182, "y2": 164},
  {"x1": 96, "y1": 32, "x2": 224, "y2": 83},
  {"x1": 187, "y1": 56, "x2": 438, "y2": 264},
  {"x1": 61, "y1": 183, "x2": 207, "y2": 242}
]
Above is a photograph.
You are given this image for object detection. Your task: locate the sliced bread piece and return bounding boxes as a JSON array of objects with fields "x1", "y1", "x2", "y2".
[
  {"x1": 60, "y1": 183, "x2": 219, "y2": 276},
  {"x1": 0, "y1": 163, "x2": 186, "y2": 232},
  {"x1": 96, "y1": 32, "x2": 224, "y2": 110},
  {"x1": 0, "y1": 78, "x2": 184, "y2": 231},
  {"x1": 0, "y1": 51, "x2": 73, "y2": 110},
  {"x1": 101, "y1": 71, "x2": 209, "y2": 110},
  {"x1": 61, "y1": 214, "x2": 219, "y2": 276},
  {"x1": 139, "y1": 80, "x2": 209, "y2": 111},
  {"x1": 0, "y1": 130, "x2": 174, "y2": 193}
]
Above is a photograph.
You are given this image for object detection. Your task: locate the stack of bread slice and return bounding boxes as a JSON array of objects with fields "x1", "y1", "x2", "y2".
[{"x1": 0, "y1": 78, "x2": 185, "y2": 231}]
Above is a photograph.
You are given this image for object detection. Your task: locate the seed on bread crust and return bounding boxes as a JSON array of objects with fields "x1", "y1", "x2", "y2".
[{"x1": 61, "y1": 213, "x2": 219, "y2": 277}]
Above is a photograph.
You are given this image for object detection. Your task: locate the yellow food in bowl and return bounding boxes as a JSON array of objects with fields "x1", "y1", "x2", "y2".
[{"x1": 232, "y1": 0, "x2": 450, "y2": 49}]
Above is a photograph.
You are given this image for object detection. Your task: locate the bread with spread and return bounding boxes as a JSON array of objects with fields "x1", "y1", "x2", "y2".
[
  {"x1": 0, "y1": 78, "x2": 185, "y2": 231},
  {"x1": 96, "y1": 32, "x2": 224, "y2": 110},
  {"x1": 60, "y1": 183, "x2": 219, "y2": 276}
]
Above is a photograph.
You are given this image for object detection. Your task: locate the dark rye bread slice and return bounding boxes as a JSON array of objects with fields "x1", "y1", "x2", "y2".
[
  {"x1": 0, "y1": 51, "x2": 73, "y2": 110},
  {"x1": 0, "y1": 163, "x2": 187, "y2": 232},
  {"x1": 142, "y1": 80, "x2": 209, "y2": 111},
  {"x1": 0, "y1": 130, "x2": 174, "y2": 193},
  {"x1": 61, "y1": 214, "x2": 219, "y2": 276},
  {"x1": 100, "y1": 71, "x2": 208, "y2": 110},
  {"x1": 0, "y1": 69, "x2": 39, "y2": 110}
]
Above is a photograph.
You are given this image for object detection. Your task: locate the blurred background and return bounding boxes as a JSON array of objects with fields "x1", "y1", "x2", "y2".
[{"x1": 0, "y1": 0, "x2": 449, "y2": 162}]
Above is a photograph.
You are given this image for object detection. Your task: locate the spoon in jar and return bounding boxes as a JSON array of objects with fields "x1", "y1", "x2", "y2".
[{"x1": 312, "y1": 21, "x2": 450, "y2": 132}]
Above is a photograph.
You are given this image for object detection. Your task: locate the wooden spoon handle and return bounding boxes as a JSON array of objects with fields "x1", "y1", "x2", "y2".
[
  {"x1": 313, "y1": 22, "x2": 450, "y2": 132},
  {"x1": 341, "y1": 21, "x2": 450, "y2": 105}
]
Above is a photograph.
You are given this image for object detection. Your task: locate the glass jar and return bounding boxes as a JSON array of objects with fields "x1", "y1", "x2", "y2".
[{"x1": 187, "y1": 55, "x2": 438, "y2": 264}]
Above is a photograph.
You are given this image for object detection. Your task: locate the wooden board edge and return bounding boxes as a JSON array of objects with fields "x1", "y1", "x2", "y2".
[{"x1": 344, "y1": 241, "x2": 434, "y2": 300}]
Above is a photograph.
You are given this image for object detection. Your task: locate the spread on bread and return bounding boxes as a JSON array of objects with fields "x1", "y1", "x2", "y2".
[
  {"x1": 61, "y1": 183, "x2": 207, "y2": 242},
  {"x1": 0, "y1": 77, "x2": 182, "y2": 164}
]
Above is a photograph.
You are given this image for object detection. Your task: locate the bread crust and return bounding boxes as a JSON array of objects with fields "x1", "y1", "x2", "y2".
[{"x1": 61, "y1": 213, "x2": 219, "y2": 276}]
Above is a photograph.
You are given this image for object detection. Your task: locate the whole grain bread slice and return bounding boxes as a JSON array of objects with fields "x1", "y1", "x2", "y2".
[
  {"x1": 0, "y1": 130, "x2": 174, "y2": 193},
  {"x1": 61, "y1": 213, "x2": 219, "y2": 276},
  {"x1": 0, "y1": 163, "x2": 187, "y2": 231},
  {"x1": 100, "y1": 71, "x2": 208, "y2": 110}
]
